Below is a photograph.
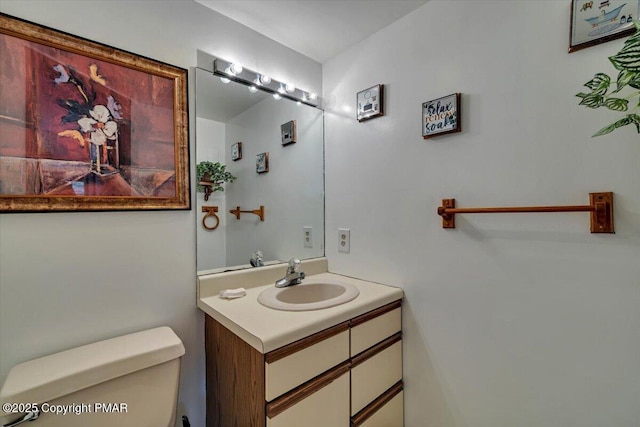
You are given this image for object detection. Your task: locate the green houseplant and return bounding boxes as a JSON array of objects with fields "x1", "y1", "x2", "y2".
[
  {"x1": 576, "y1": 19, "x2": 640, "y2": 136},
  {"x1": 196, "y1": 161, "x2": 236, "y2": 193}
]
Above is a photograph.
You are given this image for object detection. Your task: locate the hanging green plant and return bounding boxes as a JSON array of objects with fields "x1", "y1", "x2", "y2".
[
  {"x1": 576, "y1": 19, "x2": 640, "y2": 136},
  {"x1": 196, "y1": 161, "x2": 236, "y2": 192}
]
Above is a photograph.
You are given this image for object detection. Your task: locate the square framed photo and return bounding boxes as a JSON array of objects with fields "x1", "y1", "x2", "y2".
[
  {"x1": 422, "y1": 93, "x2": 461, "y2": 139},
  {"x1": 357, "y1": 84, "x2": 384, "y2": 122},
  {"x1": 256, "y1": 152, "x2": 269, "y2": 174},
  {"x1": 569, "y1": 0, "x2": 640, "y2": 52},
  {"x1": 281, "y1": 120, "x2": 297, "y2": 146},
  {"x1": 231, "y1": 142, "x2": 242, "y2": 161},
  {"x1": 0, "y1": 14, "x2": 189, "y2": 212}
]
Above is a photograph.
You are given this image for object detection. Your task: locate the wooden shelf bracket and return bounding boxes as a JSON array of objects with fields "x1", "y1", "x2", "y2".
[{"x1": 437, "y1": 192, "x2": 614, "y2": 233}]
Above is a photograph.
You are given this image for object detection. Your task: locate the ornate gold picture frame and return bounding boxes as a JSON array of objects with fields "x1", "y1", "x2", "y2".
[{"x1": 0, "y1": 14, "x2": 190, "y2": 212}]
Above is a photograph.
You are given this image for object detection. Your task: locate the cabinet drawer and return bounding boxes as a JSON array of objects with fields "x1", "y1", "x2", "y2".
[
  {"x1": 359, "y1": 390, "x2": 404, "y2": 427},
  {"x1": 265, "y1": 322, "x2": 350, "y2": 401},
  {"x1": 267, "y1": 368, "x2": 350, "y2": 427},
  {"x1": 351, "y1": 336, "x2": 402, "y2": 416},
  {"x1": 351, "y1": 302, "x2": 401, "y2": 357}
]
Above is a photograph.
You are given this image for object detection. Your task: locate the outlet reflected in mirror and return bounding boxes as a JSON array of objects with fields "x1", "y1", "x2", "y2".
[{"x1": 195, "y1": 67, "x2": 324, "y2": 275}]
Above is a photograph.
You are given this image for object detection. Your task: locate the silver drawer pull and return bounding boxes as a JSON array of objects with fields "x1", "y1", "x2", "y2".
[{"x1": 3, "y1": 409, "x2": 40, "y2": 427}]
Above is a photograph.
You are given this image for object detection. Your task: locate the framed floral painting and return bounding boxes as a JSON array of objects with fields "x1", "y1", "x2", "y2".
[{"x1": 0, "y1": 14, "x2": 190, "y2": 212}]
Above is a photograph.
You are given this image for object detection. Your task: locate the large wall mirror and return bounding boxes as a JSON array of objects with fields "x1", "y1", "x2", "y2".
[{"x1": 195, "y1": 67, "x2": 324, "y2": 275}]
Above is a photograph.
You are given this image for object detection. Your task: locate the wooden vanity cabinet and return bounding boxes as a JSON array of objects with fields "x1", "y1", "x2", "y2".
[{"x1": 205, "y1": 299, "x2": 403, "y2": 427}]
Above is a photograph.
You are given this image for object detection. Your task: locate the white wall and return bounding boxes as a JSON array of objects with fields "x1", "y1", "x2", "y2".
[
  {"x1": 196, "y1": 118, "x2": 227, "y2": 271},
  {"x1": 0, "y1": 1, "x2": 321, "y2": 426},
  {"x1": 324, "y1": 1, "x2": 639, "y2": 426},
  {"x1": 225, "y1": 96, "x2": 325, "y2": 266}
]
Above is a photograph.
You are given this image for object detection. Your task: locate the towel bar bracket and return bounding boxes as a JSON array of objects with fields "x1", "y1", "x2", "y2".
[{"x1": 590, "y1": 192, "x2": 614, "y2": 233}]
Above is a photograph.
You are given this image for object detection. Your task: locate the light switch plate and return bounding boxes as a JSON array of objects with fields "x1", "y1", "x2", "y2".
[{"x1": 338, "y1": 228, "x2": 350, "y2": 253}]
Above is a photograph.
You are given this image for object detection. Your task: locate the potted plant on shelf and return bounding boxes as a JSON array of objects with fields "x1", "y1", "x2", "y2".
[
  {"x1": 196, "y1": 161, "x2": 236, "y2": 201},
  {"x1": 576, "y1": 19, "x2": 640, "y2": 136}
]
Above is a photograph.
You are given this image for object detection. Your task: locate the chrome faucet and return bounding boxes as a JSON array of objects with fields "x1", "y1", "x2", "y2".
[
  {"x1": 250, "y1": 251, "x2": 264, "y2": 267},
  {"x1": 275, "y1": 258, "x2": 305, "y2": 288}
]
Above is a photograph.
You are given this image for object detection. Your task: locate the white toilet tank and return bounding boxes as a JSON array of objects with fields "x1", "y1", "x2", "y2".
[{"x1": 0, "y1": 326, "x2": 185, "y2": 427}]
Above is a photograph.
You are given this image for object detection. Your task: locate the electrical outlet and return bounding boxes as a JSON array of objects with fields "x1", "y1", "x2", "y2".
[
  {"x1": 304, "y1": 226, "x2": 313, "y2": 248},
  {"x1": 338, "y1": 228, "x2": 350, "y2": 253}
]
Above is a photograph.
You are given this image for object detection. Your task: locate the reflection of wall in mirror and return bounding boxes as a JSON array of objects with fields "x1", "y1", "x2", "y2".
[
  {"x1": 196, "y1": 118, "x2": 227, "y2": 271},
  {"x1": 225, "y1": 96, "x2": 324, "y2": 267}
]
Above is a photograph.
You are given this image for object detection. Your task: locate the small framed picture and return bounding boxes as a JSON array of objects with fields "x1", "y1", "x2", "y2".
[
  {"x1": 357, "y1": 84, "x2": 384, "y2": 122},
  {"x1": 256, "y1": 152, "x2": 269, "y2": 174},
  {"x1": 281, "y1": 120, "x2": 297, "y2": 146},
  {"x1": 569, "y1": 0, "x2": 639, "y2": 52},
  {"x1": 231, "y1": 142, "x2": 242, "y2": 161},
  {"x1": 422, "y1": 93, "x2": 461, "y2": 139}
]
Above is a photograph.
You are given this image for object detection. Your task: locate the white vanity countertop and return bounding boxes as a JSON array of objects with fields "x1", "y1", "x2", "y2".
[{"x1": 197, "y1": 259, "x2": 403, "y2": 354}]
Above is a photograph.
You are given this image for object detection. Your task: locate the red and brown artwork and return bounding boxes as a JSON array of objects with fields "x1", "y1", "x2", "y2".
[{"x1": 0, "y1": 15, "x2": 189, "y2": 211}]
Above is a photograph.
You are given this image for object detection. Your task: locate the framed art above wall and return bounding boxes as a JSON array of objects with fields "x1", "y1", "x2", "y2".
[
  {"x1": 256, "y1": 152, "x2": 269, "y2": 174},
  {"x1": 281, "y1": 120, "x2": 296, "y2": 146},
  {"x1": 231, "y1": 142, "x2": 243, "y2": 161},
  {"x1": 422, "y1": 93, "x2": 461, "y2": 139},
  {"x1": 0, "y1": 14, "x2": 190, "y2": 212},
  {"x1": 357, "y1": 84, "x2": 384, "y2": 122},
  {"x1": 569, "y1": 0, "x2": 640, "y2": 52}
]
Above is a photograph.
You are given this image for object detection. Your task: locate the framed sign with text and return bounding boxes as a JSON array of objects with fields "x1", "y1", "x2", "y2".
[{"x1": 422, "y1": 93, "x2": 461, "y2": 139}]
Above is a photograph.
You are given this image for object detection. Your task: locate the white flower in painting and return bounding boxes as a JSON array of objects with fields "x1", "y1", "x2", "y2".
[
  {"x1": 53, "y1": 64, "x2": 69, "y2": 84},
  {"x1": 78, "y1": 105, "x2": 117, "y2": 146}
]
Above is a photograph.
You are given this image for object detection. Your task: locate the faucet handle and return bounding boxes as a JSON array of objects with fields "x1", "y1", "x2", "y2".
[{"x1": 287, "y1": 257, "x2": 301, "y2": 273}]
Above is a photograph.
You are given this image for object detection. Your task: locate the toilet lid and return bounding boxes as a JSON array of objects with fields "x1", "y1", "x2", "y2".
[{"x1": 0, "y1": 326, "x2": 185, "y2": 406}]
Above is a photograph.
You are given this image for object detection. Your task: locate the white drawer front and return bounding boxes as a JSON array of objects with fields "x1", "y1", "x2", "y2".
[
  {"x1": 351, "y1": 308, "x2": 401, "y2": 357},
  {"x1": 267, "y1": 372, "x2": 350, "y2": 427},
  {"x1": 351, "y1": 340, "x2": 402, "y2": 416},
  {"x1": 266, "y1": 329, "x2": 350, "y2": 401},
  {"x1": 360, "y1": 390, "x2": 404, "y2": 427}
]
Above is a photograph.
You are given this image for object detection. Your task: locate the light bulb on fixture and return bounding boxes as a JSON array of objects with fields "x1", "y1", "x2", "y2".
[
  {"x1": 273, "y1": 93, "x2": 281, "y2": 100},
  {"x1": 248, "y1": 85, "x2": 258, "y2": 93},
  {"x1": 308, "y1": 92, "x2": 317, "y2": 100},
  {"x1": 220, "y1": 77, "x2": 231, "y2": 84},
  {"x1": 285, "y1": 83, "x2": 296, "y2": 93},
  {"x1": 259, "y1": 74, "x2": 271, "y2": 85},
  {"x1": 226, "y1": 63, "x2": 243, "y2": 76},
  {"x1": 277, "y1": 84, "x2": 286, "y2": 94}
]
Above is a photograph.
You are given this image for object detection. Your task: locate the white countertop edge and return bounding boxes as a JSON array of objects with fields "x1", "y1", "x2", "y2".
[
  {"x1": 197, "y1": 299, "x2": 265, "y2": 353},
  {"x1": 198, "y1": 271, "x2": 404, "y2": 354}
]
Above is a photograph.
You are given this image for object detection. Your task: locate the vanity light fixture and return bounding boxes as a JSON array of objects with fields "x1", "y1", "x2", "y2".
[{"x1": 213, "y1": 58, "x2": 319, "y2": 107}]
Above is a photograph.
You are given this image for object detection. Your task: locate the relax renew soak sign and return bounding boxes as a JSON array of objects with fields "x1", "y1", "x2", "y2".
[{"x1": 422, "y1": 93, "x2": 461, "y2": 139}]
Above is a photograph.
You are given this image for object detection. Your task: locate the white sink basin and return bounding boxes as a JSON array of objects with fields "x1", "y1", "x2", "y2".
[{"x1": 257, "y1": 279, "x2": 360, "y2": 311}]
